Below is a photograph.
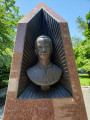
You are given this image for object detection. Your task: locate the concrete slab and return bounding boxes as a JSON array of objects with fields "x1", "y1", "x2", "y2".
[{"x1": 81, "y1": 87, "x2": 90, "y2": 120}]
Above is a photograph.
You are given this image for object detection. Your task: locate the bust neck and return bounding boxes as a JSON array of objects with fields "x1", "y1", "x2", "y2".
[{"x1": 38, "y1": 58, "x2": 50, "y2": 67}]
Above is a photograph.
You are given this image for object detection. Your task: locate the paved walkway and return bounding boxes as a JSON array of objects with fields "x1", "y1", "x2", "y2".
[
  {"x1": 0, "y1": 87, "x2": 90, "y2": 120},
  {"x1": 0, "y1": 105, "x2": 4, "y2": 120},
  {"x1": 82, "y1": 87, "x2": 90, "y2": 120},
  {"x1": 0, "y1": 88, "x2": 7, "y2": 120}
]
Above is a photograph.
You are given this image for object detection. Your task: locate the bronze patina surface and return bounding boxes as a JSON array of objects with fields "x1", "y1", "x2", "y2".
[{"x1": 27, "y1": 35, "x2": 62, "y2": 90}]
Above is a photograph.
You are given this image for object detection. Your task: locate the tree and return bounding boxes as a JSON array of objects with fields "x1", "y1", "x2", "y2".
[
  {"x1": 0, "y1": 0, "x2": 24, "y2": 88},
  {"x1": 73, "y1": 11, "x2": 90, "y2": 77},
  {"x1": 71, "y1": 36, "x2": 82, "y2": 48},
  {"x1": 76, "y1": 11, "x2": 90, "y2": 40},
  {"x1": 73, "y1": 40, "x2": 90, "y2": 76}
]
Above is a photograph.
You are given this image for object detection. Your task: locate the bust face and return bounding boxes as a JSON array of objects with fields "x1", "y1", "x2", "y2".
[{"x1": 36, "y1": 37, "x2": 52, "y2": 60}]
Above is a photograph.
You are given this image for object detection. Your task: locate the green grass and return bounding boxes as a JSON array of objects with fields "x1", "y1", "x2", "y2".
[{"x1": 79, "y1": 73, "x2": 90, "y2": 86}]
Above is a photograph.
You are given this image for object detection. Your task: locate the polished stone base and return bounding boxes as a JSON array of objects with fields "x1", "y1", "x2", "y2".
[{"x1": 18, "y1": 83, "x2": 71, "y2": 99}]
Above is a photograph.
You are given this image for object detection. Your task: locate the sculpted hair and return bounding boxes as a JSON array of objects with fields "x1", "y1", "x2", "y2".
[{"x1": 35, "y1": 35, "x2": 52, "y2": 54}]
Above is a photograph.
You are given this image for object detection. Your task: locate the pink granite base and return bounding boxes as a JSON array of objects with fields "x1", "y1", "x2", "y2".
[{"x1": 3, "y1": 92, "x2": 87, "y2": 120}]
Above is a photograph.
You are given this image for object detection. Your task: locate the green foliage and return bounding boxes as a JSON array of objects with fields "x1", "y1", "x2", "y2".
[
  {"x1": 74, "y1": 40, "x2": 90, "y2": 77},
  {"x1": 76, "y1": 11, "x2": 90, "y2": 40},
  {"x1": 71, "y1": 36, "x2": 82, "y2": 48},
  {"x1": 73, "y1": 11, "x2": 90, "y2": 77},
  {"x1": 0, "y1": 0, "x2": 24, "y2": 88},
  {"x1": 0, "y1": 0, "x2": 24, "y2": 50},
  {"x1": 76, "y1": 16, "x2": 87, "y2": 31}
]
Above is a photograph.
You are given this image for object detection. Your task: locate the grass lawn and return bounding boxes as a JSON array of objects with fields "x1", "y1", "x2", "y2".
[{"x1": 79, "y1": 73, "x2": 90, "y2": 86}]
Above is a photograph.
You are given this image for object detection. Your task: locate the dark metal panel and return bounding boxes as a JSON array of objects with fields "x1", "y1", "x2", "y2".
[{"x1": 18, "y1": 83, "x2": 71, "y2": 99}]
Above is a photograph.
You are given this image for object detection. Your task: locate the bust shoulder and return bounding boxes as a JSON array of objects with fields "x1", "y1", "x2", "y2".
[
  {"x1": 27, "y1": 63, "x2": 62, "y2": 86},
  {"x1": 51, "y1": 64, "x2": 62, "y2": 72},
  {"x1": 27, "y1": 64, "x2": 40, "y2": 76}
]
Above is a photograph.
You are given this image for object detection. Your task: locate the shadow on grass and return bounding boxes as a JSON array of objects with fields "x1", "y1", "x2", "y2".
[
  {"x1": 79, "y1": 74, "x2": 89, "y2": 78},
  {"x1": 79, "y1": 76, "x2": 89, "y2": 78}
]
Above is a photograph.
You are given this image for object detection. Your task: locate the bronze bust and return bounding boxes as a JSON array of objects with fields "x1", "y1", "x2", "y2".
[{"x1": 27, "y1": 35, "x2": 62, "y2": 90}]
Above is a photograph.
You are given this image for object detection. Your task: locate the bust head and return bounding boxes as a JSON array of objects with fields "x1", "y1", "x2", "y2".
[{"x1": 35, "y1": 35, "x2": 52, "y2": 60}]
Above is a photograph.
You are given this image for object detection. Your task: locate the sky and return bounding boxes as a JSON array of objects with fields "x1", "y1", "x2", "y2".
[{"x1": 15, "y1": 0, "x2": 90, "y2": 39}]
